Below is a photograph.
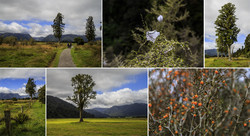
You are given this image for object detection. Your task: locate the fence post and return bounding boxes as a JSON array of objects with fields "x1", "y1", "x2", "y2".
[
  {"x1": 4, "y1": 110, "x2": 11, "y2": 136},
  {"x1": 21, "y1": 106, "x2": 23, "y2": 113}
]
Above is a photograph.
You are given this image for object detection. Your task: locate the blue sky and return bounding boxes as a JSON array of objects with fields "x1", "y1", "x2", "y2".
[
  {"x1": 47, "y1": 69, "x2": 148, "y2": 108},
  {"x1": 205, "y1": 0, "x2": 250, "y2": 52},
  {"x1": 0, "y1": 0, "x2": 101, "y2": 37},
  {"x1": 0, "y1": 69, "x2": 45, "y2": 96}
]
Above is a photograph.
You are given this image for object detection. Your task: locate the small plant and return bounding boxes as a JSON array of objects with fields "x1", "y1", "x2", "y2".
[{"x1": 15, "y1": 113, "x2": 29, "y2": 124}]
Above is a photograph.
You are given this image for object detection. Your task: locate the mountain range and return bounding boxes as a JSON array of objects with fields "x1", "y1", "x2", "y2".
[
  {"x1": 0, "y1": 93, "x2": 29, "y2": 99},
  {"x1": 0, "y1": 32, "x2": 101, "y2": 42},
  {"x1": 47, "y1": 95, "x2": 147, "y2": 118}
]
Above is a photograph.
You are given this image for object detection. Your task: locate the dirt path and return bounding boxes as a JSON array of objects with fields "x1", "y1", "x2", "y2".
[{"x1": 58, "y1": 48, "x2": 76, "y2": 67}]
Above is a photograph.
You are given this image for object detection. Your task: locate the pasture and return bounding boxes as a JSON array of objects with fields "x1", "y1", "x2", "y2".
[
  {"x1": 0, "y1": 100, "x2": 45, "y2": 136},
  {"x1": 47, "y1": 118, "x2": 147, "y2": 136},
  {"x1": 0, "y1": 43, "x2": 66, "y2": 67},
  {"x1": 205, "y1": 57, "x2": 250, "y2": 67},
  {"x1": 71, "y1": 43, "x2": 101, "y2": 67}
]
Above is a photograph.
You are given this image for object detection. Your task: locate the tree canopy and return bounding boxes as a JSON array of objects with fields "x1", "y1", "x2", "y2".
[
  {"x1": 215, "y1": 3, "x2": 240, "y2": 60},
  {"x1": 51, "y1": 12, "x2": 65, "y2": 44},
  {"x1": 25, "y1": 78, "x2": 36, "y2": 100},
  {"x1": 67, "y1": 74, "x2": 96, "y2": 122},
  {"x1": 85, "y1": 16, "x2": 96, "y2": 42}
]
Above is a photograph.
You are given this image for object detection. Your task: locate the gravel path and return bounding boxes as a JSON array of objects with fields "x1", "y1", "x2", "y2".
[{"x1": 58, "y1": 48, "x2": 76, "y2": 67}]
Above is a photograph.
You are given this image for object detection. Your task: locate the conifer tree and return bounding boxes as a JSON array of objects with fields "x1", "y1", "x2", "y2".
[
  {"x1": 85, "y1": 16, "x2": 96, "y2": 42},
  {"x1": 51, "y1": 13, "x2": 65, "y2": 44},
  {"x1": 215, "y1": 3, "x2": 240, "y2": 61}
]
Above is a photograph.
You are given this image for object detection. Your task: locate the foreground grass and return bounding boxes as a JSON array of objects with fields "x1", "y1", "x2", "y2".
[
  {"x1": 205, "y1": 57, "x2": 250, "y2": 67},
  {"x1": 0, "y1": 44, "x2": 66, "y2": 67},
  {"x1": 71, "y1": 44, "x2": 101, "y2": 67},
  {"x1": 47, "y1": 118, "x2": 147, "y2": 136},
  {"x1": 0, "y1": 100, "x2": 45, "y2": 136}
]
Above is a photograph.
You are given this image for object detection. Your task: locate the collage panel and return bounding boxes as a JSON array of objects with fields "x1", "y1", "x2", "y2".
[
  {"x1": 103, "y1": 0, "x2": 203, "y2": 67},
  {"x1": 205, "y1": 0, "x2": 250, "y2": 67},
  {"x1": 46, "y1": 69, "x2": 147, "y2": 136},
  {"x1": 0, "y1": 69, "x2": 45, "y2": 136},
  {"x1": 148, "y1": 68, "x2": 249, "y2": 135},
  {"x1": 0, "y1": 0, "x2": 101, "y2": 67}
]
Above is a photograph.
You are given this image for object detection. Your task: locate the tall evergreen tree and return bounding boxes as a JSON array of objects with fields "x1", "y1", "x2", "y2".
[
  {"x1": 85, "y1": 16, "x2": 96, "y2": 42},
  {"x1": 215, "y1": 3, "x2": 240, "y2": 60},
  {"x1": 51, "y1": 13, "x2": 65, "y2": 44},
  {"x1": 38, "y1": 85, "x2": 45, "y2": 104},
  {"x1": 25, "y1": 78, "x2": 36, "y2": 101},
  {"x1": 67, "y1": 74, "x2": 96, "y2": 122}
]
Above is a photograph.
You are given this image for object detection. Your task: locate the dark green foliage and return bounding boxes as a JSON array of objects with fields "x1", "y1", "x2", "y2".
[
  {"x1": 12, "y1": 97, "x2": 17, "y2": 101},
  {"x1": 215, "y1": 3, "x2": 240, "y2": 60},
  {"x1": 25, "y1": 78, "x2": 36, "y2": 100},
  {"x1": 15, "y1": 113, "x2": 29, "y2": 124},
  {"x1": 3, "y1": 36, "x2": 17, "y2": 46},
  {"x1": 85, "y1": 16, "x2": 96, "y2": 42},
  {"x1": 67, "y1": 74, "x2": 96, "y2": 122},
  {"x1": 74, "y1": 37, "x2": 85, "y2": 45},
  {"x1": 104, "y1": 0, "x2": 203, "y2": 67},
  {"x1": 244, "y1": 34, "x2": 250, "y2": 57},
  {"x1": 51, "y1": 13, "x2": 65, "y2": 44},
  {"x1": 38, "y1": 85, "x2": 45, "y2": 104},
  {"x1": 0, "y1": 36, "x2": 3, "y2": 45},
  {"x1": 29, "y1": 38, "x2": 36, "y2": 45}
]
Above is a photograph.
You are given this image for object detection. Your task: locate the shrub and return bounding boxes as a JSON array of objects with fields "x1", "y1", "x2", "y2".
[{"x1": 15, "y1": 113, "x2": 29, "y2": 124}]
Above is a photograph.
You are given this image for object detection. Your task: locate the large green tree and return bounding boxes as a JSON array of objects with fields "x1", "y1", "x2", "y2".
[
  {"x1": 215, "y1": 3, "x2": 240, "y2": 61},
  {"x1": 85, "y1": 16, "x2": 96, "y2": 42},
  {"x1": 25, "y1": 78, "x2": 36, "y2": 101},
  {"x1": 244, "y1": 34, "x2": 250, "y2": 55},
  {"x1": 51, "y1": 12, "x2": 65, "y2": 44},
  {"x1": 38, "y1": 85, "x2": 45, "y2": 104},
  {"x1": 67, "y1": 74, "x2": 96, "y2": 122}
]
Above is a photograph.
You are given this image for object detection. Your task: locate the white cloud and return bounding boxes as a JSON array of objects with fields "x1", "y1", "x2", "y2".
[
  {"x1": 0, "y1": 0, "x2": 101, "y2": 37},
  {"x1": 205, "y1": 0, "x2": 250, "y2": 49},
  {"x1": 0, "y1": 69, "x2": 45, "y2": 81},
  {"x1": 0, "y1": 87, "x2": 10, "y2": 93},
  {"x1": 87, "y1": 88, "x2": 147, "y2": 109}
]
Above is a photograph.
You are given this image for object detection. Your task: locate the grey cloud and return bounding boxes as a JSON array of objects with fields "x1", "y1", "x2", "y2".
[
  {"x1": 0, "y1": 69, "x2": 45, "y2": 80},
  {"x1": 0, "y1": 0, "x2": 101, "y2": 37}
]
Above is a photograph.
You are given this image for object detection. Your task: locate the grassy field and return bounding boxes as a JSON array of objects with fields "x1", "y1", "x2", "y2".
[
  {"x1": 0, "y1": 100, "x2": 45, "y2": 136},
  {"x1": 205, "y1": 57, "x2": 250, "y2": 67},
  {"x1": 71, "y1": 42, "x2": 101, "y2": 67},
  {"x1": 0, "y1": 43, "x2": 66, "y2": 67},
  {"x1": 47, "y1": 118, "x2": 147, "y2": 136}
]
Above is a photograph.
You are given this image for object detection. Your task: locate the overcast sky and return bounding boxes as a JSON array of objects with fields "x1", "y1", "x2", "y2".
[
  {"x1": 0, "y1": 0, "x2": 101, "y2": 37},
  {"x1": 0, "y1": 69, "x2": 45, "y2": 96},
  {"x1": 205, "y1": 0, "x2": 250, "y2": 52},
  {"x1": 47, "y1": 69, "x2": 147, "y2": 109}
]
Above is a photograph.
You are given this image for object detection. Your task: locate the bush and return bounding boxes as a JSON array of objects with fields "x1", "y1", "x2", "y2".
[
  {"x1": 12, "y1": 97, "x2": 17, "y2": 101},
  {"x1": 15, "y1": 113, "x2": 29, "y2": 124},
  {"x1": 74, "y1": 37, "x2": 85, "y2": 45}
]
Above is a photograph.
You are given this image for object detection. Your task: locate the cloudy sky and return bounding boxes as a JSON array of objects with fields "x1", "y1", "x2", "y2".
[
  {"x1": 47, "y1": 69, "x2": 147, "y2": 109},
  {"x1": 205, "y1": 0, "x2": 250, "y2": 52},
  {"x1": 0, "y1": 69, "x2": 45, "y2": 96},
  {"x1": 0, "y1": 0, "x2": 101, "y2": 37}
]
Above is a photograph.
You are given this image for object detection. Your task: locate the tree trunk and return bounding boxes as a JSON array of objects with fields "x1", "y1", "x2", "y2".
[
  {"x1": 79, "y1": 110, "x2": 83, "y2": 122},
  {"x1": 228, "y1": 46, "x2": 231, "y2": 61}
]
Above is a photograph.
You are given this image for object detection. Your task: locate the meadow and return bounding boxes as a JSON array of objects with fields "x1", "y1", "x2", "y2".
[
  {"x1": 47, "y1": 118, "x2": 147, "y2": 136},
  {"x1": 0, "y1": 100, "x2": 45, "y2": 136},
  {"x1": 0, "y1": 43, "x2": 66, "y2": 67},
  {"x1": 71, "y1": 42, "x2": 101, "y2": 67},
  {"x1": 205, "y1": 57, "x2": 250, "y2": 67}
]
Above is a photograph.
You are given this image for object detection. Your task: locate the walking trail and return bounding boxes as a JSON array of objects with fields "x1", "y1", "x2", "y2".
[{"x1": 58, "y1": 48, "x2": 76, "y2": 67}]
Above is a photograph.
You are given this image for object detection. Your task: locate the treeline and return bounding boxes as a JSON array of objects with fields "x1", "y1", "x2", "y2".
[
  {"x1": 0, "y1": 35, "x2": 35, "y2": 46},
  {"x1": 233, "y1": 34, "x2": 250, "y2": 58}
]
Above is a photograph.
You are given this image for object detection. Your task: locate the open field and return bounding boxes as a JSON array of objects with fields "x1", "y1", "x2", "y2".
[
  {"x1": 0, "y1": 100, "x2": 45, "y2": 136},
  {"x1": 0, "y1": 43, "x2": 66, "y2": 67},
  {"x1": 205, "y1": 57, "x2": 250, "y2": 67},
  {"x1": 71, "y1": 43, "x2": 101, "y2": 67},
  {"x1": 47, "y1": 118, "x2": 147, "y2": 136}
]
